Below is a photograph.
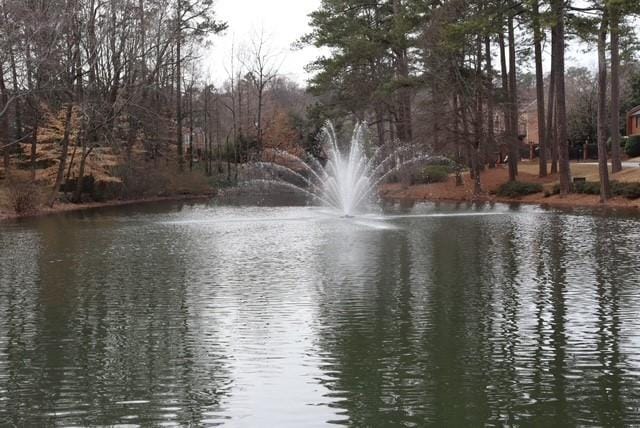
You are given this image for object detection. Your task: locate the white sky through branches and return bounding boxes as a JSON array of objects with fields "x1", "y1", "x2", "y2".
[
  {"x1": 205, "y1": 0, "x2": 323, "y2": 87},
  {"x1": 203, "y1": 0, "x2": 639, "y2": 89}
]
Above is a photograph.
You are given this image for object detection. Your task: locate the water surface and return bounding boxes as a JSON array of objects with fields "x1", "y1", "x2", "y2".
[{"x1": 1, "y1": 201, "x2": 639, "y2": 426}]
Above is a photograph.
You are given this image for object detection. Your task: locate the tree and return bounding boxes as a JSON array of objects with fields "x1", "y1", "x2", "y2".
[
  {"x1": 303, "y1": 0, "x2": 419, "y2": 145},
  {"x1": 243, "y1": 28, "x2": 281, "y2": 154},
  {"x1": 551, "y1": 0, "x2": 572, "y2": 195},
  {"x1": 609, "y1": 1, "x2": 623, "y2": 173},
  {"x1": 48, "y1": 0, "x2": 81, "y2": 207},
  {"x1": 174, "y1": 0, "x2": 226, "y2": 169},
  {"x1": 507, "y1": 10, "x2": 519, "y2": 181},
  {"x1": 529, "y1": 0, "x2": 548, "y2": 177},
  {"x1": 597, "y1": 8, "x2": 611, "y2": 201}
]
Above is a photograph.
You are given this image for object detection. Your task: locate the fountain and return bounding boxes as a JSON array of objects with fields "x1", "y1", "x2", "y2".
[{"x1": 243, "y1": 122, "x2": 446, "y2": 216}]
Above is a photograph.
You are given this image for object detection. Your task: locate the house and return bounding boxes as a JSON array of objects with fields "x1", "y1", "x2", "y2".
[
  {"x1": 523, "y1": 100, "x2": 539, "y2": 159},
  {"x1": 492, "y1": 104, "x2": 531, "y2": 162},
  {"x1": 627, "y1": 105, "x2": 640, "y2": 136},
  {"x1": 182, "y1": 128, "x2": 207, "y2": 158}
]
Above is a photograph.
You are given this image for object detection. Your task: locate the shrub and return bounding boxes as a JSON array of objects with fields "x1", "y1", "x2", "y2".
[
  {"x1": 611, "y1": 181, "x2": 640, "y2": 199},
  {"x1": 166, "y1": 170, "x2": 213, "y2": 195},
  {"x1": 115, "y1": 164, "x2": 170, "y2": 199},
  {"x1": 7, "y1": 179, "x2": 39, "y2": 214},
  {"x1": 496, "y1": 181, "x2": 543, "y2": 198},
  {"x1": 571, "y1": 180, "x2": 640, "y2": 199},
  {"x1": 411, "y1": 165, "x2": 451, "y2": 185},
  {"x1": 573, "y1": 180, "x2": 600, "y2": 195},
  {"x1": 625, "y1": 136, "x2": 640, "y2": 158}
]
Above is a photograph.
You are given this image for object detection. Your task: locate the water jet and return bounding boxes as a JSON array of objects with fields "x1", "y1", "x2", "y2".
[{"x1": 243, "y1": 122, "x2": 447, "y2": 216}]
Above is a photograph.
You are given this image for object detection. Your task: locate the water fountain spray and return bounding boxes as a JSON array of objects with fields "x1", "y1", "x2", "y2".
[{"x1": 242, "y1": 122, "x2": 448, "y2": 216}]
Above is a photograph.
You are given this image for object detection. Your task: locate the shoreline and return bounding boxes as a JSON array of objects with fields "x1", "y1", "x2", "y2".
[
  {"x1": 0, "y1": 193, "x2": 216, "y2": 222},
  {"x1": 378, "y1": 163, "x2": 640, "y2": 214},
  {"x1": 380, "y1": 185, "x2": 640, "y2": 214}
]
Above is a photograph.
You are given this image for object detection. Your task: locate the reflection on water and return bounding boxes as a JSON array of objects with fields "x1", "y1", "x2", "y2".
[{"x1": 1, "y1": 201, "x2": 640, "y2": 426}]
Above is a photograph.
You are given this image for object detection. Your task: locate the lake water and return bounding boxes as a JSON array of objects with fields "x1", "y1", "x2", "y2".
[{"x1": 1, "y1": 200, "x2": 639, "y2": 426}]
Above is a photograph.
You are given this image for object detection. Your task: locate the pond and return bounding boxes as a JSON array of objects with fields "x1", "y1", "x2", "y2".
[{"x1": 1, "y1": 200, "x2": 639, "y2": 426}]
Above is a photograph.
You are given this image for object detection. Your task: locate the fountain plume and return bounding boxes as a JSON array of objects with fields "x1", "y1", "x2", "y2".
[{"x1": 244, "y1": 121, "x2": 448, "y2": 216}]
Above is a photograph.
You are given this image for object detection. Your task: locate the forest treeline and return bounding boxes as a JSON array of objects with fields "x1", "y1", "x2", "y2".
[
  {"x1": 1, "y1": 0, "x2": 640, "y2": 212},
  {"x1": 304, "y1": 0, "x2": 640, "y2": 201},
  {"x1": 0, "y1": 0, "x2": 318, "y2": 210}
]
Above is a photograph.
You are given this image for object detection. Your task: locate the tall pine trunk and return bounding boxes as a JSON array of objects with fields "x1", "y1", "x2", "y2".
[
  {"x1": 597, "y1": 11, "x2": 610, "y2": 202},
  {"x1": 507, "y1": 14, "x2": 519, "y2": 181},
  {"x1": 547, "y1": 52, "x2": 558, "y2": 174},
  {"x1": 551, "y1": 0, "x2": 571, "y2": 194},
  {"x1": 609, "y1": 7, "x2": 623, "y2": 173},
  {"x1": 532, "y1": 0, "x2": 547, "y2": 177},
  {"x1": 485, "y1": 35, "x2": 496, "y2": 168},
  {"x1": 472, "y1": 36, "x2": 483, "y2": 195},
  {"x1": 499, "y1": 31, "x2": 510, "y2": 166}
]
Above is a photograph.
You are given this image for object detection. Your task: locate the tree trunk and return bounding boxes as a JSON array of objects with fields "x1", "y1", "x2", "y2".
[
  {"x1": 73, "y1": 147, "x2": 91, "y2": 204},
  {"x1": 0, "y1": 62, "x2": 9, "y2": 171},
  {"x1": 609, "y1": 7, "x2": 623, "y2": 173},
  {"x1": 176, "y1": 0, "x2": 184, "y2": 169},
  {"x1": 597, "y1": 11, "x2": 610, "y2": 202},
  {"x1": 547, "y1": 50, "x2": 558, "y2": 174},
  {"x1": 375, "y1": 106, "x2": 386, "y2": 146},
  {"x1": 189, "y1": 86, "x2": 194, "y2": 171},
  {"x1": 452, "y1": 93, "x2": 463, "y2": 186},
  {"x1": 204, "y1": 87, "x2": 210, "y2": 176},
  {"x1": 26, "y1": 41, "x2": 39, "y2": 181},
  {"x1": 507, "y1": 14, "x2": 519, "y2": 181},
  {"x1": 48, "y1": 104, "x2": 74, "y2": 207},
  {"x1": 532, "y1": 0, "x2": 547, "y2": 177},
  {"x1": 393, "y1": 0, "x2": 412, "y2": 143},
  {"x1": 9, "y1": 47, "x2": 22, "y2": 141},
  {"x1": 257, "y1": 84, "x2": 264, "y2": 152},
  {"x1": 485, "y1": 35, "x2": 496, "y2": 168},
  {"x1": 226, "y1": 136, "x2": 231, "y2": 182},
  {"x1": 30, "y1": 125, "x2": 38, "y2": 180},
  {"x1": 499, "y1": 31, "x2": 510, "y2": 166},
  {"x1": 551, "y1": 0, "x2": 571, "y2": 194},
  {"x1": 473, "y1": 35, "x2": 483, "y2": 195}
]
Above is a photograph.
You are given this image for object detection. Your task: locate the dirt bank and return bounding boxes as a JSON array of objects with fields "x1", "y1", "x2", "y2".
[
  {"x1": 379, "y1": 164, "x2": 640, "y2": 212},
  {"x1": 0, "y1": 193, "x2": 215, "y2": 223}
]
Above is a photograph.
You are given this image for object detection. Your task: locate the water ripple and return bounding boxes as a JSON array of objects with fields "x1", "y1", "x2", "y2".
[{"x1": 0, "y1": 203, "x2": 639, "y2": 425}]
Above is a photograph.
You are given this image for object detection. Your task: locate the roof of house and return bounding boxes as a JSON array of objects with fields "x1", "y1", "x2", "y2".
[{"x1": 629, "y1": 105, "x2": 640, "y2": 116}]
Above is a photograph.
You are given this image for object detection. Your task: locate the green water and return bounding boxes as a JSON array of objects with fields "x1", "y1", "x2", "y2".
[{"x1": 1, "y1": 201, "x2": 639, "y2": 426}]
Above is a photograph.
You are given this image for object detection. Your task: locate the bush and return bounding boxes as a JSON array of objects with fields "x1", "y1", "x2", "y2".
[
  {"x1": 115, "y1": 164, "x2": 170, "y2": 199},
  {"x1": 411, "y1": 165, "x2": 451, "y2": 185},
  {"x1": 496, "y1": 181, "x2": 543, "y2": 198},
  {"x1": 625, "y1": 136, "x2": 640, "y2": 158},
  {"x1": 573, "y1": 180, "x2": 600, "y2": 195},
  {"x1": 7, "y1": 179, "x2": 39, "y2": 214},
  {"x1": 571, "y1": 180, "x2": 640, "y2": 199},
  {"x1": 611, "y1": 181, "x2": 640, "y2": 199}
]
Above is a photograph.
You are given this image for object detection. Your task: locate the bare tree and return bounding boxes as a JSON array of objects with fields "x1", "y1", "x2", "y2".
[{"x1": 242, "y1": 28, "x2": 282, "y2": 154}]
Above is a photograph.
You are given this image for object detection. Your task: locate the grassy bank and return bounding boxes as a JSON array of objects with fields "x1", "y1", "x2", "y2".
[
  {"x1": 0, "y1": 160, "x2": 225, "y2": 222},
  {"x1": 380, "y1": 160, "x2": 640, "y2": 212}
]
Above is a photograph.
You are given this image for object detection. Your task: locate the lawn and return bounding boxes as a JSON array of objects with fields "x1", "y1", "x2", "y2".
[{"x1": 518, "y1": 159, "x2": 640, "y2": 183}]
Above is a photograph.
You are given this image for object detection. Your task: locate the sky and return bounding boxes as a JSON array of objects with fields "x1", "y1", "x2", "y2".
[
  {"x1": 204, "y1": 0, "x2": 323, "y2": 86},
  {"x1": 203, "y1": 0, "x2": 626, "y2": 89}
]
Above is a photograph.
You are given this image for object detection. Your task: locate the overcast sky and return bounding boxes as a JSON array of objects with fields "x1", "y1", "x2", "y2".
[
  {"x1": 203, "y1": 0, "x2": 610, "y2": 88},
  {"x1": 204, "y1": 0, "x2": 323, "y2": 86}
]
